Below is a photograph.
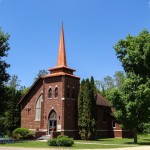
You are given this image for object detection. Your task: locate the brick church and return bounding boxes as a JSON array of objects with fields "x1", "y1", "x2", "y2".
[{"x1": 19, "y1": 25, "x2": 132, "y2": 139}]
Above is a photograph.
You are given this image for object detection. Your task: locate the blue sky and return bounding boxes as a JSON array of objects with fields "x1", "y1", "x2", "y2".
[{"x1": 0, "y1": 0, "x2": 150, "y2": 87}]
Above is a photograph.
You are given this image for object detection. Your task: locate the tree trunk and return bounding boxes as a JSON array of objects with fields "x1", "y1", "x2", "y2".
[{"x1": 133, "y1": 128, "x2": 138, "y2": 144}]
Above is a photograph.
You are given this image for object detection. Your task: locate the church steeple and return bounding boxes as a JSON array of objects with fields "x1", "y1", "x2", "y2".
[
  {"x1": 48, "y1": 24, "x2": 78, "y2": 77},
  {"x1": 57, "y1": 24, "x2": 67, "y2": 67}
]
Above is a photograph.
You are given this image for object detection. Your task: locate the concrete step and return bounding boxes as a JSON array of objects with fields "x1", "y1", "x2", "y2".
[{"x1": 37, "y1": 135, "x2": 51, "y2": 140}]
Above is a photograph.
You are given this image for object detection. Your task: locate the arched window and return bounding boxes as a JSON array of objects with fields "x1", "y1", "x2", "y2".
[
  {"x1": 54, "y1": 87, "x2": 58, "y2": 98},
  {"x1": 35, "y1": 94, "x2": 43, "y2": 121},
  {"x1": 72, "y1": 87, "x2": 75, "y2": 99},
  {"x1": 67, "y1": 86, "x2": 70, "y2": 98},
  {"x1": 48, "y1": 88, "x2": 52, "y2": 98},
  {"x1": 49, "y1": 110, "x2": 57, "y2": 120}
]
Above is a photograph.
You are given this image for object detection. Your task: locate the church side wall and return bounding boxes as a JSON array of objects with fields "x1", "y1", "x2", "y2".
[
  {"x1": 96, "y1": 105, "x2": 127, "y2": 138},
  {"x1": 21, "y1": 79, "x2": 44, "y2": 130}
]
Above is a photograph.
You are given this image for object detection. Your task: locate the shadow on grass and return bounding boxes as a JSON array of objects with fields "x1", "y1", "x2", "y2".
[
  {"x1": 75, "y1": 138, "x2": 114, "y2": 142},
  {"x1": 143, "y1": 139, "x2": 150, "y2": 141},
  {"x1": 124, "y1": 142, "x2": 134, "y2": 144},
  {"x1": 138, "y1": 142, "x2": 150, "y2": 145},
  {"x1": 94, "y1": 138, "x2": 114, "y2": 142},
  {"x1": 124, "y1": 142, "x2": 150, "y2": 145}
]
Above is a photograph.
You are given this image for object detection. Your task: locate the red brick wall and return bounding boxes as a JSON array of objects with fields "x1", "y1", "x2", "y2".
[
  {"x1": 21, "y1": 78, "x2": 44, "y2": 130},
  {"x1": 63, "y1": 76, "x2": 80, "y2": 131},
  {"x1": 44, "y1": 76, "x2": 63, "y2": 131},
  {"x1": 96, "y1": 105, "x2": 124, "y2": 138},
  {"x1": 43, "y1": 75, "x2": 80, "y2": 133},
  {"x1": 96, "y1": 105, "x2": 113, "y2": 130},
  {"x1": 20, "y1": 74, "x2": 131, "y2": 139},
  {"x1": 21, "y1": 74, "x2": 80, "y2": 137}
]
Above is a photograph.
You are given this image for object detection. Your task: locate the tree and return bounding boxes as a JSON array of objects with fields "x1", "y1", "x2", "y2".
[
  {"x1": 78, "y1": 77, "x2": 97, "y2": 140},
  {"x1": 107, "y1": 30, "x2": 150, "y2": 144},
  {"x1": 106, "y1": 74, "x2": 150, "y2": 143},
  {"x1": 34, "y1": 69, "x2": 48, "y2": 81},
  {"x1": 20, "y1": 86, "x2": 29, "y2": 96},
  {"x1": 78, "y1": 79, "x2": 85, "y2": 135},
  {"x1": 103, "y1": 76, "x2": 114, "y2": 90},
  {"x1": 95, "y1": 80, "x2": 101, "y2": 92},
  {"x1": 1, "y1": 75, "x2": 25, "y2": 136},
  {"x1": 113, "y1": 71, "x2": 125, "y2": 89},
  {"x1": 114, "y1": 30, "x2": 150, "y2": 78},
  {"x1": 89, "y1": 77, "x2": 97, "y2": 134},
  {"x1": 4, "y1": 87, "x2": 22, "y2": 135},
  {"x1": 0, "y1": 28, "x2": 10, "y2": 88},
  {"x1": 0, "y1": 28, "x2": 10, "y2": 119},
  {"x1": 8, "y1": 75, "x2": 21, "y2": 90},
  {"x1": 95, "y1": 72, "x2": 125, "y2": 97}
]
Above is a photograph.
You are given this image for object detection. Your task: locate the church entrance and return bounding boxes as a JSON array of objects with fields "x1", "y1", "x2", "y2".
[{"x1": 48, "y1": 110, "x2": 57, "y2": 134}]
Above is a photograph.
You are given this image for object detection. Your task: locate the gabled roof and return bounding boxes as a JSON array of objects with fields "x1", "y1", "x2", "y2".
[
  {"x1": 18, "y1": 76, "x2": 43, "y2": 105},
  {"x1": 96, "y1": 93, "x2": 111, "y2": 107}
]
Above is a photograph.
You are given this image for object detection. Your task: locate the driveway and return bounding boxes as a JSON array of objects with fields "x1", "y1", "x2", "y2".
[{"x1": 0, "y1": 146, "x2": 150, "y2": 150}]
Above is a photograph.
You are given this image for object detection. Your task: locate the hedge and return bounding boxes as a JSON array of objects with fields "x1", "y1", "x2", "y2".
[
  {"x1": 12, "y1": 128, "x2": 35, "y2": 140},
  {"x1": 47, "y1": 135, "x2": 74, "y2": 147}
]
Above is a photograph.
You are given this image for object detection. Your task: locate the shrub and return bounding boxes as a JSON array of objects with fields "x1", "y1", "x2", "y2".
[
  {"x1": 47, "y1": 138, "x2": 57, "y2": 146},
  {"x1": 143, "y1": 123, "x2": 150, "y2": 134},
  {"x1": 12, "y1": 128, "x2": 35, "y2": 140},
  {"x1": 47, "y1": 135, "x2": 74, "y2": 147},
  {"x1": 57, "y1": 135, "x2": 74, "y2": 146},
  {"x1": 57, "y1": 135, "x2": 69, "y2": 139}
]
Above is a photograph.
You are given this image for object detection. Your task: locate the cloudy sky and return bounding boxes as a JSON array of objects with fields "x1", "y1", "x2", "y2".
[{"x1": 0, "y1": 0, "x2": 150, "y2": 87}]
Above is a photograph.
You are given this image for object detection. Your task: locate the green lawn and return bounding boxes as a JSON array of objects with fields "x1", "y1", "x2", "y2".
[{"x1": 0, "y1": 134, "x2": 150, "y2": 149}]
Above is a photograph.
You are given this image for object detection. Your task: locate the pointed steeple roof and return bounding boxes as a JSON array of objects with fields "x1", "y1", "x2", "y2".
[
  {"x1": 46, "y1": 24, "x2": 80, "y2": 79},
  {"x1": 57, "y1": 24, "x2": 67, "y2": 67}
]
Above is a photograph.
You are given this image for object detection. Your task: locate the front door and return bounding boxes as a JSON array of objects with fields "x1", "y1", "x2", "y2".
[
  {"x1": 49, "y1": 120, "x2": 57, "y2": 132},
  {"x1": 48, "y1": 110, "x2": 57, "y2": 134}
]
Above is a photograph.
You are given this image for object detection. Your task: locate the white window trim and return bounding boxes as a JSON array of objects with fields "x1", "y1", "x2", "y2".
[{"x1": 35, "y1": 94, "x2": 43, "y2": 121}]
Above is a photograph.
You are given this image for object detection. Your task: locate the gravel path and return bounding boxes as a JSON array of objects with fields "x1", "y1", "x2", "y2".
[{"x1": 0, "y1": 146, "x2": 150, "y2": 150}]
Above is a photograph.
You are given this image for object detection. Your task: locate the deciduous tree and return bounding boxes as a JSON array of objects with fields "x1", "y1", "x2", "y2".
[
  {"x1": 0, "y1": 28, "x2": 10, "y2": 88},
  {"x1": 107, "y1": 30, "x2": 150, "y2": 144},
  {"x1": 34, "y1": 69, "x2": 48, "y2": 81},
  {"x1": 0, "y1": 28, "x2": 10, "y2": 119}
]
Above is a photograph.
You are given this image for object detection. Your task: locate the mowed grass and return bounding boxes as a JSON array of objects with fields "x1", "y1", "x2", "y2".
[{"x1": 0, "y1": 134, "x2": 150, "y2": 149}]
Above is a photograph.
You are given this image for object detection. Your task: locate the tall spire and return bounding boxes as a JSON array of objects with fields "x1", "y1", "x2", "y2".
[{"x1": 57, "y1": 23, "x2": 67, "y2": 67}]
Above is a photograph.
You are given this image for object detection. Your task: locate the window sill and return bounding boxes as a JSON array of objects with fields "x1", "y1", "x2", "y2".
[{"x1": 34, "y1": 120, "x2": 41, "y2": 122}]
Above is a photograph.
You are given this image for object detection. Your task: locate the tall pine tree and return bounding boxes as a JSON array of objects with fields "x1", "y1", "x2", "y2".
[
  {"x1": 78, "y1": 80, "x2": 85, "y2": 131},
  {"x1": 78, "y1": 77, "x2": 97, "y2": 140}
]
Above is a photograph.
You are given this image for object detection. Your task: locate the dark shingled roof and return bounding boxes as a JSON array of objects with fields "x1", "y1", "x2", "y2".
[{"x1": 96, "y1": 93, "x2": 110, "y2": 107}]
